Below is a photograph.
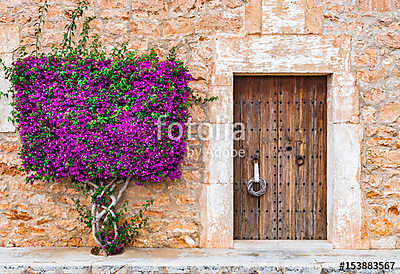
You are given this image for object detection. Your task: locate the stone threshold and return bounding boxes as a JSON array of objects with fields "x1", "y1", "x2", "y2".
[
  {"x1": 0, "y1": 247, "x2": 399, "y2": 273},
  {"x1": 234, "y1": 240, "x2": 333, "y2": 249}
]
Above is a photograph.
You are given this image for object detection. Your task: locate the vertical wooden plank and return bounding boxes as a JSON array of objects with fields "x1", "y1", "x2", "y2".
[
  {"x1": 256, "y1": 78, "x2": 262, "y2": 240},
  {"x1": 239, "y1": 77, "x2": 251, "y2": 240},
  {"x1": 259, "y1": 77, "x2": 278, "y2": 240},
  {"x1": 234, "y1": 77, "x2": 260, "y2": 240},
  {"x1": 314, "y1": 76, "x2": 327, "y2": 240},
  {"x1": 233, "y1": 77, "x2": 242, "y2": 240},
  {"x1": 277, "y1": 76, "x2": 296, "y2": 239},
  {"x1": 274, "y1": 77, "x2": 280, "y2": 239},
  {"x1": 302, "y1": 77, "x2": 315, "y2": 239},
  {"x1": 244, "y1": 77, "x2": 261, "y2": 239},
  {"x1": 238, "y1": 77, "x2": 249, "y2": 240},
  {"x1": 294, "y1": 76, "x2": 304, "y2": 240},
  {"x1": 310, "y1": 76, "x2": 318, "y2": 240}
]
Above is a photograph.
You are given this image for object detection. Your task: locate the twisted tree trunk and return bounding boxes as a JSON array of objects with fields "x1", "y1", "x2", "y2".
[{"x1": 87, "y1": 177, "x2": 130, "y2": 250}]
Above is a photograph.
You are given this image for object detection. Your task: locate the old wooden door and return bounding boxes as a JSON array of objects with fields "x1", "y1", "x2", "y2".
[{"x1": 233, "y1": 76, "x2": 327, "y2": 240}]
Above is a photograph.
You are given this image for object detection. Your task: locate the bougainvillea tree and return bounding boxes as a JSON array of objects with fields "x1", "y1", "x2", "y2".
[{"x1": 1, "y1": 0, "x2": 215, "y2": 255}]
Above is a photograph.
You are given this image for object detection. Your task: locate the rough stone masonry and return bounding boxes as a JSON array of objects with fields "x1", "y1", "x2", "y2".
[{"x1": 0, "y1": 0, "x2": 399, "y2": 249}]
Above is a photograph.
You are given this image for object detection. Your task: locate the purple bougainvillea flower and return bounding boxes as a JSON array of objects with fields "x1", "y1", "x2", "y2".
[{"x1": 11, "y1": 53, "x2": 193, "y2": 184}]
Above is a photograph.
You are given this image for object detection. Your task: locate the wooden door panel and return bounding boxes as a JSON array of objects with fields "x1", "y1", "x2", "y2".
[{"x1": 233, "y1": 76, "x2": 327, "y2": 240}]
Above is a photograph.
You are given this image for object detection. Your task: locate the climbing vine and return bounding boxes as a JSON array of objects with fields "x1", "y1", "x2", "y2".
[{"x1": 1, "y1": 0, "x2": 216, "y2": 255}]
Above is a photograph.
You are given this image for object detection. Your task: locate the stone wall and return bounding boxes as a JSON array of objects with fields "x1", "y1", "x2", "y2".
[
  {"x1": 0, "y1": 0, "x2": 399, "y2": 249},
  {"x1": 0, "y1": 134, "x2": 204, "y2": 248},
  {"x1": 324, "y1": 0, "x2": 400, "y2": 249}
]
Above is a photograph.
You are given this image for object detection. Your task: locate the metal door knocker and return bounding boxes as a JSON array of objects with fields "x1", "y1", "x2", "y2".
[
  {"x1": 295, "y1": 140, "x2": 305, "y2": 167},
  {"x1": 247, "y1": 154, "x2": 266, "y2": 197},
  {"x1": 296, "y1": 155, "x2": 305, "y2": 166}
]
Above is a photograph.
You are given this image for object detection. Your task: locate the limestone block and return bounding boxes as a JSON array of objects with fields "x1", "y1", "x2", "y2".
[
  {"x1": 357, "y1": 0, "x2": 391, "y2": 12},
  {"x1": 194, "y1": 12, "x2": 242, "y2": 34},
  {"x1": 0, "y1": 53, "x2": 14, "y2": 132},
  {"x1": 262, "y1": 0, "x2": 305, "y2": 34},
  {"x1": 245, "y1": 0, "x2": 262, "y2": 34},
  {"x1": 208, "y1": 85, "x2": 233, "y2": 123},
  {"x1": 329, "y1": 73, "x2": 360, "y2": 124},
  {"x1": 327, "y1": 123, "x2": 368, "y2": 249},
  {"x1": 379, "y1": 103, "x2": 400, "y2": 123},
  {"x1": 199, "y1": 183, "x2": 233, "y2": 248},
  {"x1": 214, "y1": 35, "x2": 350, "y2": 83},
  {"x1": 377, "y1": 32, "x2": 400, "y2": 49},
  {"x1": 370, "y1": 236, "x2": 397, "y2": 249},
  {"x1": 163, "y1": 17, "x2": 194, "y2": 36},
  {"x1": 354, "y1": 48, "x2": 378, "y2": 67},
  {"x1": 204, "y1": 123, "x2": 233, "y2": 184},
  {"x1": 0, "y1": 24, "x2": 19, "y2": 53},
  {"x1": 304, "y1": 5, "x2": 323, "y2": 34}
]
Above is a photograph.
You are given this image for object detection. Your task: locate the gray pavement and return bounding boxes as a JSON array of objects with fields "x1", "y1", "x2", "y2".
[{"x1": 0, "y1": 243, "x2": 399, "y2": 273}]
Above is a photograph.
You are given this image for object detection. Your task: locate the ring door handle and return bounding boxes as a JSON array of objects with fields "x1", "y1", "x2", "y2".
[
  {"x1": 246, "y1": 154, "x2": 267, "y2": 197},
  {"x1": 296, "y1": 155, "x2": 304, "y2": 166}
]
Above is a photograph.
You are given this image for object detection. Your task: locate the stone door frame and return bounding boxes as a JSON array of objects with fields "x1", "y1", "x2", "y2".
[{"x1": 200, "y1": 35, "x2": 369, "y2": 249}]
